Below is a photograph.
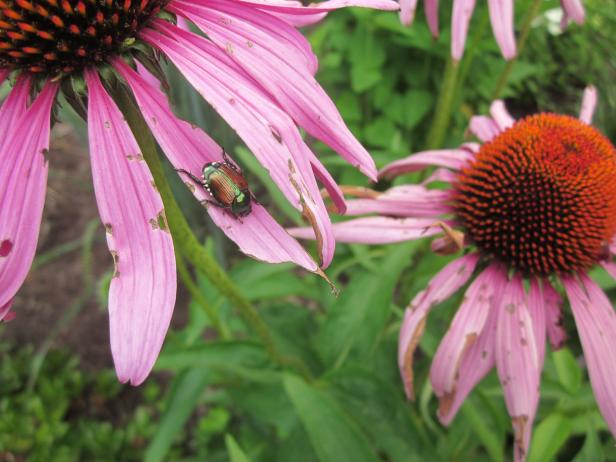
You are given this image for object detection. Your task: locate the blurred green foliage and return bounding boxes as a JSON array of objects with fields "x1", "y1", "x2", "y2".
[{"x1": 4, "y1": 0, "x2": 616, "y2": 461}]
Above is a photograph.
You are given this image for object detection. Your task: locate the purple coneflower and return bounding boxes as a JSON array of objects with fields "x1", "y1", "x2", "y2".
[
  {"x1": 290, "y1": 87, "x2": 616, "y2": 461},
  {"x1": 399, "y1": 0, "x2": 585, "y2": 60},
  {"x1": 0, "y1": 0, "x2": 397, "y2": 384}
]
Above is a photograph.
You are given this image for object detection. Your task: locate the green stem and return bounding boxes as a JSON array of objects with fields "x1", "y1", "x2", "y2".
[
  {"x1": 491, "y1": 0, "x2": 543, "y2": 100},
  {"x1": 176, "y1": 251, "x2": 231, "y2": 340},
  {"x1": 114, "y1": 87, "x2": 311, "y2": 379},
  {"x1": 425, "y1": 57, "x2": 461, "y2": 150}
]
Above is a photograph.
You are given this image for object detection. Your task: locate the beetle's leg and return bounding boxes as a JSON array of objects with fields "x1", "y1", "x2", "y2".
[
  {"x1": 221, "y1": 148, "x2": 242, "y2": 172},
  {"x1": 250, "y1": 191, "x2": 260, "y2": 205},
  {"x1": 175, "y1": 168, "x2": 205, "y2": 186}
]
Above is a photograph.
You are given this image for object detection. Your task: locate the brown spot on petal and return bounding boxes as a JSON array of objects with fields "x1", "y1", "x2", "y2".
[
  {"x1": 402, "y1": 316, "x2": 428, "y2": 401},
  {"x1": 512, "y1": 415, "x2": 529, "y2": 459},
  {"x1": 110, "y1": 250, "x2": 120, "y2": 278},
  {"x1": 149, "y1": 210, "x2": 169, "y2": 233},
  {"x1": 270, "y1": 126, "x2": 283, "y2": 144},
  {"x1": 41, "y1": 148, "x2": 50, "y2": 163},
  {"x1": 436, "y1": 332, "x2": 478, "y2": 420},
  {"x1": 104, "y1": 223, "x2": 113, "y2": 235},
  {"x1": 127, "y1": 153, "x2": 144, "y2": 161},
  {"x1": 505, "y1": 303, "x2": 516, "y2": 314},
  {"x1": 316, "y1": 268, "x2": 339, "y2": 296},
  {"x1": 104, "y1": 121, "x2": 111, "y2": 129},
  {"x1": 0, "y1": 239, "x2": 13, "y2": 257},
  {"x1": 184, "y1": 181, "x2": 196, "y2": 193},
  {"x1": 337, "y1": 185, "x2": 381, "y2": 199},
  {"x1": 246, "y1": 40, "x2": 253, "y2": 48}
]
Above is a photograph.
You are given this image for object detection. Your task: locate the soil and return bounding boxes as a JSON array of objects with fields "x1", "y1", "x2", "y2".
[{"x1": 3, "y1": 123, "x2": 187, "y2": 373}]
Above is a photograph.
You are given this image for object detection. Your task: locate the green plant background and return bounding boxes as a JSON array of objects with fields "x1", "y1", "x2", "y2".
[{"x1": 2, "y1": 0, "x2": 616, "y2": 461}]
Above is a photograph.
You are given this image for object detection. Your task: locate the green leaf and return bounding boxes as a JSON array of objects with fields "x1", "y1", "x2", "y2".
[
  {"x1": 527, "y1": 414, "x2": 573, "y2": 462},
  {"x1": 145, "y1": 368, "x2": 211, "y2": 462},
  {"x1": 364, "y1": 118, "x2": 397, "y2": 148},
  {"x1": 572, "y1": 420, "x2": 605, "y2": 462},
  {"x1": 283, "y1": 373, "x2": 380, "y2": 462},
  {"x1": 155, "y1": 341, "x2": 268, "y2": 371},
  {"x1": 552, "y1": 348, "x2": 582, "y2": 394},
  {"x1": 318, "y1": 242, "x2": 416, "y2": 368},
  {"x1": 460, "y1": 400, "x2": 504, "y2": 462},
  {"x1": 225, "y1": 434, "x2": 253, "y2": 462}
]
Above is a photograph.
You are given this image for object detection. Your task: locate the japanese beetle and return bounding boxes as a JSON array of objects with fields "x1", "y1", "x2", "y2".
[{"x1": 177, "y1": 150, "x2": 253, "y2": 218}]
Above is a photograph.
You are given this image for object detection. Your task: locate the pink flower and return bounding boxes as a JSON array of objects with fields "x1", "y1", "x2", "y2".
[
  {"x1": 290, "y1": 87, "x2": 616, "y2": 461},
  {"x1": 0, "y1": 0, "x2": 397, "y2": 384},
  {"x1": 399, "y1": 0, "x2": 585, "y2": 61}
]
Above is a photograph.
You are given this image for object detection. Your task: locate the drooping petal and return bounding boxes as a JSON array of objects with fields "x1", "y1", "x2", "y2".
[
  {"x1": 425, "y1": 0, "x2": 439, "y2": 37},
  {"x1": 237, "y1": 0, "x2": 400, "y2": 14},
  {"x1": 142, "y1": 23, "x2": 335, "y2": 267},
  {"x1": 399, "y1": 0, "x2": 418, "y2": 26},
  {"x1": 0, "y1": 82, "x2": 57, "y2": 311},
  {"x1": 379, "y1": 149, "x2": 473, "y2": 179},
  {"x1": 451, "y1": 0, "x2": 477, "y2": 61},
  {"x1": 310, "y1": 154, "x2": 347, "y2": 214},
  {"x1": 527, "y1": 279, "x2": 546, "y2": 368},
  {"x1": 0, "y1": 75, "x2": 31, "y2": 130},
  {"x1": 85, "y1": 68, "x2": 176, "y2": 385},
  {"x1": 171, "y1": 0, "x2": 377, "y2": 180},
  {"x1": 344, "y1": 185, "x2": 452, "y2": 218},
  {"x1": 175, "y1": 0, "x2": 319, "y2": 75},
  {"x1": 431, "y1": 264, "x2": 502, "y2": 415},
  {"x1": 399, "y1": 253, "x2": 480, "y2": 399},
  {"x1": 489, "y1": 100, "x2": 515, "y2": 131},
  {"x1": 561, "y1": 0, "x2": 585, "y2": 25},
  {"x1": 487, "y1": 0, "x2": 516, "y2": 60},
  {"x1": 114, "y1": 59, "x2": 319, "y2": 272},
  {"x1": 289, "y1": 216, "x2": 444, "y2": 244},
  {"x1": 542, "y1": 280, "x2": 567, "y2": 350},
  {"x1": 438, "y1": 297, "x2": 499, "y2": 425},
  {"x1": 495, "y1": 275, "x2": 541, "y2": 462},
  {"x1": 563, "y1": 274, "x2": 616, "y2": 437},
  {"x1": 579, "y1": 85, "x2": 597, "y2": 124},
  {"x1": 0, "y1": 299, "x2": 14, "y2": 322},
  {"x1": 468, "y1": 115, "x2": 501, "y2": 142}
]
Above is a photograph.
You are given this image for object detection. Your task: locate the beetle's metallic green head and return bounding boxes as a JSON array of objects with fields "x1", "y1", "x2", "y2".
[{"x1": 232, "y1": 192, "x2": 252, "y2": 217}]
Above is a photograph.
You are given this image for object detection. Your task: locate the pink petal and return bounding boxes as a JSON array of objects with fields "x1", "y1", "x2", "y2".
[
  {"x1": 379, "y1": 149, "x2": 473, "y2": 179},
  {"x1": 399, "y1": 0, "x2": 418, "y2": 26},
  {"x1": 114, "y1": 59, "x2": 319, "y2": 272},
  {"x1": 451, "y1": 0, "x2": 477, "y2": 61},
  {"x1": 468, "y1": 115, "x2": 501, "y2": 142},
  {"x1": 527, "y1": 279, "x2": 547, "y2": 368},
  {"x1": 495, "y1": 275, "x2": 541, "y2": 462},
  {"x1": 422, "y1": 168, "x2": 457, "y2": 185},
  {"x1": 237, "y1": 0, "x2": 400, "y2": 14},
  {"x1": 289, "y1": 216, "x2": 444, "y2": 244},
  {"x1": 487, "y1": 0, "x2": 516, "y2": 60},
  {"x1": 135, "y1": 60, "x2": 162, "y2": 89},
  {"x1": 344, "y1": 185, "x2": 452, "y2": 218},
  {"x1": 142, "y1": 23, "x2": 335, "y2": 267},
  {"x1": 543, "y1": 280, "x2": 567, "y2": 350},
  {"x1": 563, "y1": 274, "x2": 616, "y2": 437},
  {"x1": 0, "y1": 75, "x2": 31, "y2": 130},
  {"x1": 561, "y1": 0, "x2": 585, "y2": 25},
  {"x1": 425, "y1": 0, "x2": 439, "y2": 37},
  {"x1": 0, "y1": 82, "x2": 57, "y2": 310},
  {"x1": 399, "y1": 253, "x2": 480, "y2": 399},
  {"x1": 85, "y1": 68, "x2": 176, "y2": 385},
  {"x1": 0, "y1": 299, "x2": 14, "y2": 322},
  {"x1": 171, "y1": 0, "x2": 377, "y2": 180},
  {"x1": 603, "y1": 261, "x2": 616, "y2": 281},
  {"x1": 310, "y1": 155, "x2": 347, "y2": 214},
  {"x1": 579, "y1": 85, "x2": 597, "y2": 124},
  {"x1": 489, "y1": 100, "x2": 515, "y2": 131},
  {"x1": 173, "y1": 0, "x2": 319, "y2": 75},
  {"x1": 431, "y1": 264, "x2": 503, "y2": 415}
]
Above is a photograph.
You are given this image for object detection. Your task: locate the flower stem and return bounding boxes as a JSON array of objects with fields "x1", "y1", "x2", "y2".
[
  {"x1": 176, "y1": 251, "x2": 231, "y2": 340},
  {"x1": 425, "y1": 57, "x2": 460, "y2": 150},
  {"x1": 114, "y1": 87, "x2": 311, "y2": 379},
  {"x1": 491, "y1": 0, "x2": 543, "y2": 100}
]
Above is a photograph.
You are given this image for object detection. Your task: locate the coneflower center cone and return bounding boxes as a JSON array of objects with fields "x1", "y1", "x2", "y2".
[
  {"x1": 453, "y1": 114, "x2": 616, "y2": 276},
  {"x1": 0, "y1": 0, "x2": 165, "y2": 75}
]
